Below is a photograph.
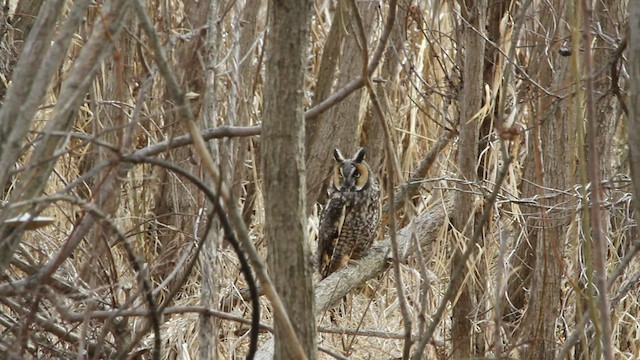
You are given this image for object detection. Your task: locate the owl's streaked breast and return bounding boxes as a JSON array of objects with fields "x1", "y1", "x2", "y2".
[{"x1": 318, "y1": 148, "x2": 381, "y2": 279}]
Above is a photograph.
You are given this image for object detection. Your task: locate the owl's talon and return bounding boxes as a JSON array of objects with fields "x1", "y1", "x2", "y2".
[{"x1": 347, "y1": 258, "x2": 362, "y2": 268}]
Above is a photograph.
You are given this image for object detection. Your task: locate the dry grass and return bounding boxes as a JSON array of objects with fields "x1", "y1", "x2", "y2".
[{"x1": 0, "y1": 0, "x2": 637, "y2": 359}]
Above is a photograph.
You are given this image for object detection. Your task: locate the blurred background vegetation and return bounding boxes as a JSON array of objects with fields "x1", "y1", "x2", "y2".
[{"x1": 0, "y1": 0, "x2": 637, "y2": 359}]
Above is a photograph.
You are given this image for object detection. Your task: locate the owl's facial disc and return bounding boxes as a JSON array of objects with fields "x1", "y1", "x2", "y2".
[
  {"x1": 332, "y1": 148, "x2": 370, "y2": 192},
  {"x1": 333, "y1": 165, "x2": 343, "y2": 190},
  {"x1": 353, "y1": 164, "x2": 368, "y2": 190},
  {"x1": 333, "y1": 163, "x2": 368, "y2": 191}
]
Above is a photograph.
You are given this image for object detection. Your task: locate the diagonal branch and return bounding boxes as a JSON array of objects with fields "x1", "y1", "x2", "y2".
[
  {"x1": 133, "y1": 2, "x2": 306, "y2": 359},
  {"x1": 348, "y1": 0, "x2": 412, "y2": 357},
  {"x1": 316, "y1": 193, "x2": 455, "y2": 313},
  {"x1": 255, "y1": 192, "x2": 455, "y2": 359},
  {"x1": 303, "y1": 0, "x2": 398, "y2": 121}
]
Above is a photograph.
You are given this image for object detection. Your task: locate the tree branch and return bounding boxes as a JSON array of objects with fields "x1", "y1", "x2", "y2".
[
  {"x1": 303, "y1": 0, "x2": 397, "y2": 121},
  {"x1": 133, "y1": 2, "x2": 304, "y2": 358},
  {"x1": 255, "y1": 192, "x2": 455, "y2": 358},
  {"x1": 582, "y1": 0, "x2": 614, "y2": 358}
]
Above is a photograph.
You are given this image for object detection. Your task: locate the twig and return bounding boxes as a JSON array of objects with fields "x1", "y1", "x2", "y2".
[
  {"x1": 418, "y1": 155, "x2": 513, "y2": 354},
  {"x1": 383, "y1": 130, "x2": 455, "y2": 214},
  {"x1": 0, "y1": 297, "x2": 109, "y2": 358},
  {"x1": 0, "y1": 0, "x2": 66, "y2": 195},
  {"x1": 2, "y1": 193, "x2": 159, "y2": 359},
  {"x1": 582, "y1": 1, "x2": 614, "y2": 359},
  {"x1": 348, "y1": 0, "x2": 411, "y2": 358},
  {"x1": 452, "y1": 5, "x2": 561, "y2": 100},
  {"x1": 303, "y1": 0, "x2": 398, "y2": 121},
  {"x1": 133, "y1": 4, "x2": 296, "y2": 358},
  {"x1": 122, "y1": 155, "x2": 260, "y2": 358},
  {"x1": 556, "y1": 236, "x2": 640, "y2": 360},
  {"x1": 609, "y1": 29, "x2": 629, "y2": 117},
  {"x1": 0, "y1": 0, "x2": 123, "y2": 276}
]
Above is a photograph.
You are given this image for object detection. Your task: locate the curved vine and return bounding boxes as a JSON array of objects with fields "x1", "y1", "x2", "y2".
[{"x1": 121, "y1": 154, "x2": 260, "y2": 359}]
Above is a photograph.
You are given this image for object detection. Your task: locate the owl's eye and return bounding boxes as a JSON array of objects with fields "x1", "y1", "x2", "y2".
[{"x1": 354, "y1": 171, "x2": 360, "y2": 178}]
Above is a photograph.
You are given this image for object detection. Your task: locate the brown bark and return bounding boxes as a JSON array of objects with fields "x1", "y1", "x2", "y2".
[
  {"x1": 586, "y1": 14, "x2": 629, "y2": 355},
  {"x1": 0, "y1": 0, "x2": 129, "y2": 275},
  {"x1": 590, "y1": 0, "x2": 626, "y2": 180},
  {"x1": 150, "y1": 0, "x2": 209, "y2": 285},
  {"x1": 517, "y1": 2, "x2": 571, "y2": 358},
  {"x1": 199, "y1": 0, "x2": 225, "y2": 357},
  {"x1": 450, "y1": 0, "x2": 485, "y2": 358},
  {"x1": 587, "y1": 2, "x2": 625, "y2": 285},
  {"x1": 231, "y1": 0, "x2": 264, "y2": 206},
  {"x1": 629, "y1": 0, "x2": 640, "y2": 331},
  {"x1": 519, "y1": 105, "x2": 569, "y2": 359},
  {"x1": 262, "y1": 0, "x2": 316, "y2": 358},
  {"x1": 305, "y1": 4, "x2": 344, "y2": 146},
  {"x1": 361, "y1": 3, "x2": 409, "y2": 175},
  {"x1": 630, "y1": 0, "x2": 640, "y2": 231},
  {"x1": 305, "y1": 2, "x2": 377, "y2": 207}
]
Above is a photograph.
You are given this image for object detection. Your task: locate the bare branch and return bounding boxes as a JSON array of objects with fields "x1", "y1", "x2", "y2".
[
  {"x1": 303, "y1": 0, "x2": 398, "y2": 121},
  {"x1": 582, "y1": 0, "x2": 614, "y2": 358},
  {"x1": 133, "y1": 4, "x2": 288, "y2": 358},
  {"x1": 349, "y1": 0, "x2": 412, "y2": 357},
  {"x1": 255, "y1": 192, "x2": 455, "y2": 359}
]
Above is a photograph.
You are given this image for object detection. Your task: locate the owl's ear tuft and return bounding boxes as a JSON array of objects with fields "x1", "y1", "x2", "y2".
[
  {"x1": 353, "y1": 148, "x2": 366, "y2": 163},
  {"x1": 334, "y1": 148, "x2": 345, "y2": 163}
]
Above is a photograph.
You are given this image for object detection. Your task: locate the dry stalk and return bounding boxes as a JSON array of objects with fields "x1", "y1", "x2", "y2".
[
  {"x1": 417, "y1": 155, "x2": 513, "y2": 357},
  {"x1": 491, "y1": 1, "x2": 533, "y2": 355},
  {"x1": 453, "y1": 5, "x2": 561, "y2": 100},
  {"x1": 556, "y1": 236, "x2": 640, "y2": 359},
  {"x1": 0, "y1": 0, "x2": 96, "y2": 275},
  {"x1": 131, "y1": 2, "x2": 306, "y2": 359},
  {"x1": 0, "y1": 0, "x2": 66, "y2": 195},
  {"x1": 303, "y1": 0, "x2": 398, "y2": 121},
  {"x1": 117, "y1": 155, "x2": 257, "y2": 359},
  {"x1": 3, "y1": 193, "x2": 161, "y2": 359},
  {"x1": 383, "y1": 130, "x2": 455, "y2": 215},
  {"x1": 580, "y1": 1, "x2": 613, "y2": 358},
  {"x1": 348, "y1": 0, "x2": 412, "y2": 358}
]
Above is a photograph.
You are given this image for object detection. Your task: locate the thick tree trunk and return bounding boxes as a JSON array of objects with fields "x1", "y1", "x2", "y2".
[
  {"x1": 517, "y1": 2, "x2": 571, "y2": 358},
  {"x1": 520, "y1": 106, "x2": 569, "y2": 360},
  {"x1": 450, "y1": 0, "x2": 485, "y2": 358},
  {"x1": 262, "y1": 0, "x2": 317, "y2": 359},
  {"x1": 199, "y1": 0, "x2": 224, "y2": 358}
]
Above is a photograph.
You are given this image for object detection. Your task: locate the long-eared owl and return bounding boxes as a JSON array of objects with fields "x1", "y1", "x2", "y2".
[{"x1": 318, "y1": 148, "x2": 381, "y2": 279}]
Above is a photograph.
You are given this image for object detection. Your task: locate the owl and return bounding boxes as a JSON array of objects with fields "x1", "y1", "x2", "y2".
[{"x1": 318, "y1": 147, "x2": 381, "y2": 279}]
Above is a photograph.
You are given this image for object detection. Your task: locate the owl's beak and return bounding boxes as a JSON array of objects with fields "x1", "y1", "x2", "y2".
[{"x1": 342, "y1": 178, "x2": 356, "y2": 191}]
